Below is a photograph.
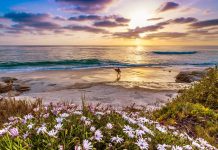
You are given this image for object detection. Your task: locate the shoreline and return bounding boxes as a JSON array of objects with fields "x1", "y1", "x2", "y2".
[{"x1": 0, "y1": 66, "x2": 205, "y2": 107}]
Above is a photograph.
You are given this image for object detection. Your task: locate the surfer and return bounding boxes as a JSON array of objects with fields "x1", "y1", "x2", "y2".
[{"x1": 114, "y1": 67, "x2": 121, "y2": 81}]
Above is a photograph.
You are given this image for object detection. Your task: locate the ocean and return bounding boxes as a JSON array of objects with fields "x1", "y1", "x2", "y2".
[{"x1": 0, "y1": 45, "x2": 217, "y2": 72}]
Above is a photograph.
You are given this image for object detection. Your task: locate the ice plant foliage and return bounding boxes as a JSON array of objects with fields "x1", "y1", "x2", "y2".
[{"x1": 0, "y1": 102, "x2": 217, "y2": 149}]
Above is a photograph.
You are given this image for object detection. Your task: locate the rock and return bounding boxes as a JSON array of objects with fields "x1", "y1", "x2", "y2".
[
  {"x1": 0, "y1": 77, "x2": 17, "y2": 83},
  {"x1": 14, "y1": 84, "x2": 30, "y2": 92},
  {"x1": 0, "y1": 81, "x2": 12, "y2": 93},
  {"x1": 176, "y1": 70, "x2": 207, "y2": 83}
]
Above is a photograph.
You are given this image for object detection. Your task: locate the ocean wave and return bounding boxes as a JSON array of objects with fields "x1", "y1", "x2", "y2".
[
  {"x1": 0, "y1": 59, "x2": 122, "y2": 68},
  {"x1": 0, "y1": 58, "x2": 216, "y2": 71},
  {"x1": 152, "y1": 51, "x2": 197, "y2": 55}
]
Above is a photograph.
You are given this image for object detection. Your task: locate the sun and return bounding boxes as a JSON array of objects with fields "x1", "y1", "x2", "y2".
[
  {"x1": 135, "y1": 38, "x2": 142, "y2": 45},
  {"x1": 129, "y1": 9, "x2": 150, "y2": 29}
]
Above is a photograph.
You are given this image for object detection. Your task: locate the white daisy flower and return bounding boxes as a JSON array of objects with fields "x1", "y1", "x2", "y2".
[
  {"x1": 123, "y1": 125, "x2": 134, "y2": 134},
  {"x1": 60, "y1": 113, "x2": 69, "y2": 118},
  {"x1": 138, "y1": 124, "x2": 154, "y2": 136},
  {"x1": 106, "y1": 123, "x2": 113, "y2": 129},
  {"x1": 94, "y1": 129, "x2": 103, "y2": 141},
  {"x1": 23, "y1": 132, "x2": 29, "y2": 139},
  {"x1": 36, "y1": 126, "x2": 47, "y2": 134},
  {"x1": 24, "y1": 114, "x2": 34, "y2": 120},
  {"x1": 85, "y1": 120, "x2": 91, "y2": 126},
  {"x1": 0, "y1": 128, "x2": 8, "y2": 136},
  {"x1": 192, "y1": 141, "x2": 202, "y2": 149},
  {"x1": 56, "y1": 117, "x2": 64, "y2": 123},
  {"x1": 73, "y1": 111, "x2": 82, "y2": 115},
  {"x1": 80, "y1": 116, "x2": 87, "y2": 122},
  {"x1": 156, "y1": 124, "x2": 167, "y2": 133},
  {"x1": 136, "y1": 129, "x2": 145, "y2": 137},
  {"x1": 47, "y1": 129, "x2": 58, "y2": 138},
  {"x1": 111, "y1": 135, "x2": 124, "y2": 144},
  {"x1": 157, "y1": 144, "x2": 170, "y2": 150},
  {"x1": 90, "y1": 126, "x2": 96, "y2": 132},
  {"x1": 9, "y1": 128, "x2": 19, "y2": 137},
  {"x1": 54, "y1": 123, "x2": 63, "y2": 130},
  {"x1": 137, "y1": 117, "x2": 150, "y2": 124},
  {"x1": 183, "y1": 145, "x2": 192, "y2": 150},
  {"x1": 135, "y1": 138, "x2": 149, "y2": 150},
  {"x1": 172, "y1": 145, "x2": 183, "y2": 150},
  {"x1": 75, "y1": 145, "x2": 81, "y2": 150},
  {"x1": 95, "y1": 112, "x2": 105, "y2": 116},
  {"x1": 27, "y1": 123, "x2": 34, "y2": 129},
  {"x1": 83, "y1": 139, "x2": 93, "y2": 150}
]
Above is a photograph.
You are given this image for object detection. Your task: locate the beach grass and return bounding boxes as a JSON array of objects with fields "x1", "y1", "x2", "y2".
[
  {"x1": 0, "y1": 98, "x2": 42, "y2": 127},
  {"x1": 0, "y1": 68, "x2": 217, "y2": 149}
]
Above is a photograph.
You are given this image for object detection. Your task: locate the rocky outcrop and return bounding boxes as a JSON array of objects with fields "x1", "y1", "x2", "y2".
[
  {"x1": 176, "y1": 70, "x2": 207, "y2": 83},
  {"x1": 14, "y1": 84, "x2": 30, "y2": 92},
  {"x1": 0, "y1": 77, "x2": 17, "y2": 83},
  {"x1": 0, "y1": 81, "x2": 12, "y2": 93},
  {"x1": 0, "y1": 77, "x2": 30, "y2": 95}
]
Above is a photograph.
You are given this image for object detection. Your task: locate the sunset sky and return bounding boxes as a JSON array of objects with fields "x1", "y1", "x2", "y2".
[{"x1": 0, "y1": 0, "x2": 218, "y2": 45}]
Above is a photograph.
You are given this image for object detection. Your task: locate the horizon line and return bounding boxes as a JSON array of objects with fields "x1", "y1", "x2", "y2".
[{"x1": 0, "y1": 44, "x2": 218, "y2": 47}]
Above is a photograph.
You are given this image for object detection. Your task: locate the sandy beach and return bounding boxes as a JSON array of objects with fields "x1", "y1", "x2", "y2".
[{"x1": 0, "y1": 67, "x2": 194, "y2": 107}]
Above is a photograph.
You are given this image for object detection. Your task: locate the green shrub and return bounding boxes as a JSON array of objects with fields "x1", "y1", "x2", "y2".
[
  {"x1": 176, "y1": 68, "x2": 218, "y2": 110},
  {"x1": 154, "y1": 68, "x2": 218, "y2": 147}
]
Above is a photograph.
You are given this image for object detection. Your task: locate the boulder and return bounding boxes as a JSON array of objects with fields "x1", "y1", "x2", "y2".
[
  {"x1": 0, "y1": 77, "x2": 17, "y2": 83},
  {"x1": 176, "y1": 70, "x2": 207, "y2": 83},
  {"x1": 0, "y1": 81, "x2": 12, "y2": 93},
  {"x1": 14, "y1": 84, "x2": 30, "y2": 92}
]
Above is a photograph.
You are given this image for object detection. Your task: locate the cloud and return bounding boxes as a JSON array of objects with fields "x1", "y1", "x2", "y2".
[
  {"x1": 5, "y1": 24, "x2": 34, "y2": 34},
  {"x1": 56, "y1": 0, "x2": 115, "y2": 13},
  {"x1": 113, "y1": 31, "x2": 139, "y2": 38},
  {"x1": 115, "y1": 17, "x2": 130, "y2": 23},
  {"x1": 147, "y1": 17, "x2": 163, "y2": 21},
  {"x1": 0, "y1": 24, "x2": 5, "y2": 28},
  {"x1": 64, "y1": 25, "x2": 108, "y2": 33},
  {"x1": 157, "y1": 2, "x2": 179, "y2": 12},
  {"x1": 152, "y1": 17, "x2": 197, "y2": 26},
  {"x1": 4, "y1": 12, "x2": 60, "y2": 30},
  {"x1": 190, "y1": 19, "x2": 218, "y2": 28},
  {"x1": 145, "y1": 32, "x2": 187, "y2": 39},
  {"x1": 54, "y1": 16, "x2": 67, "y2": 21},
  {"x1": 69, "y1": 15, "x2": 101, "y2": 21},
  {"x1": 2, "y1": 11, "x2": 114, "y2": 35},
  {"x1": 112, "y1": 17, "x2": 196, "y2": 39},
  {"x1": 170, "y1": 17, "x2": 197, "y2": 24},
  {"x1": 113, "y1": 24, "x2": 165, "y2": 38},
  {"x1": 94, "y1": 20, "x2": 126, "y2": 27},
  {"x1": 4, "y1": 12, "x2": 49, "y2": 23},
  {"x1": 68, "y1": 15, "x2": 130, "y2": 25},
  {"x1": 190, "y1": 29, "x2": 212, "y2": 35},
  {"x1": 189, "y1": 27, "x2": 218, "y2": 36}
]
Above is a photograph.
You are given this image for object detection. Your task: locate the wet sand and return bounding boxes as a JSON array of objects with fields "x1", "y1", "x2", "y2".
[{"x1": 0, "y1": 67, "x2": 191, "y2": 107}]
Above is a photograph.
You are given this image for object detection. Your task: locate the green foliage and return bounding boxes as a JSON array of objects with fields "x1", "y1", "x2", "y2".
[
  {"x1": 176, "y1": 68, "x2": 218, "y2": 110},
  {"x1": 154, "y1": 68, "x2": 218, "y2": 147},
  {"x1": 0, "y1": 103, "x2": 195, "y2": 150}
]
